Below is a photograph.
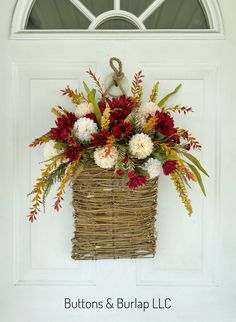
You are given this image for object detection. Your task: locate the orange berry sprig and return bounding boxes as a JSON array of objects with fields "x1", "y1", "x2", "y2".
[
  {"x1": 28, "y1": 157, "x2": 59, "y2": 222},
  {"x1": 131, "y1": 70, "x2": 144, "y2": 106}
]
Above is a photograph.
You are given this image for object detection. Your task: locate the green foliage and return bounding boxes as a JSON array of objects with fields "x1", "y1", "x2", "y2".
[
  {"x1": 151, "y1": 151, "x2": 165, "y2": 161},
  {"x1": 124, "y1": 110, "x2": 136, "y2": 123},
  {"x1": 182, "y1": 151, "x2": 209, "y2": 177},
  {"x1": 83, "y1": 82, "x2": 102, "y2": 126},
  {"x1": 124, "y1": 110, "x2": 144, "y2": 133},
  {"x1": 126, "y1": 158, "x2": 135, "y2": 172},
  {"x1": 42, "y1": 162, "x2": 69, "y2": 212},
  {"x1": 187, "y1": 163, "x2": 206, "y2": 196},
  {"x1": 116, "y1": 145, "x2": 127, "y2": 170},
  {"x1": 54, "y1": 142, "x2": 67, "y2": 151},
  {"x1": 158, "y1": 84, "x2": 182, "y2": 107},
  {"x1": 155, "y1": 132, "x2": 165, "y2": 140},
  {"x1": 135, "y1": 166, "x2": 148, "y2": 177}
]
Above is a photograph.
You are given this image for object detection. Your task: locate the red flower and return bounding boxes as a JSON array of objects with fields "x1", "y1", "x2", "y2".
[
  {"x1": 50, "y1": 112, "x2": 77, "y2": 141},
  {"x1": 127, "y1": 171, "x2": 147, "y2": 188},
  {"x1": 167, "y1": 134, "x2": 180, "y2": 146},
  {"x1": 116, "y1": 169, "x2": 124, "y2": 176},
  {"x1": 68, "y1": 137, "x2": 76, "y2": 145},
  {"x1": 155, "y1": 111, "x2": 175, "y2": 137},
  {"x1": 98, "y1": 100, "x2": 106, "y2": 113},
  {"x1": 162, "y1": 160, "x2": 177, "y2": 175},
  {"x1": 92, "y1": 129, "x2": 110, "y2": 147},
  {"x1": 112, "y1": 120, "x2": 132, "y2": 139},
  {"x1": 109, "y1": 96, "x2": 134, "y2": 111},
  {"x1": 109, "y1": 116, "x2": 116, "y2": 125},
  {"x1": 50, "y1": 127, "x2": 70, "y2": 141},
  {"x1": 110, "y1": 108, "x2": 132, "y2": 125},
  {"x1": 99, "y1": 96, "x2": 135, "y2": 125},
  {"x1": 65, "y1": 144, "x2": 81, "y2": 162},
  {"x1": 128, "y1": 171, "x2": 135, "y2": 179}
]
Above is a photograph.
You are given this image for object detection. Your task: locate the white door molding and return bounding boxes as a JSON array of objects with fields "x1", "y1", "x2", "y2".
[{"x1": 10, "y1": 0, "x2": 224, "y2": 40}]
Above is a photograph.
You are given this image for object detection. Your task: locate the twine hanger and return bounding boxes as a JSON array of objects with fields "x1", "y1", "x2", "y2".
[{"x1": 104, "y1": 57, "x2": 126, "y2": 96}]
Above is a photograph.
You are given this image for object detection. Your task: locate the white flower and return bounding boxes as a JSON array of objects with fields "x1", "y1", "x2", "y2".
[
  {"x1": 73, "y1": 117, "x2": 98, "y2": 142},
  {"x1": 129, "y1": 133, "x2": 153, "y2": 159},
  {"x1": 43, "y1": 140, "x2": 61, "y2": 159},
  {"x1": 143, "y1": 158, "x2": 162, "y2": 179},
  {"x1": 139, "y1": 101, "x2": 157, "y2": 118},
  {"x1": 94, "y1": 146, "x2": 118, "y2": 169},
  {"x1": 75, "y1": 102, "x2": 94, "y2": 118}
]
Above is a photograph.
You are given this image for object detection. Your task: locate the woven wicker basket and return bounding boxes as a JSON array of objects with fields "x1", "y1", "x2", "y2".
[{"x1": 71, "y1": 165, "x2": 158, "y2": 260}]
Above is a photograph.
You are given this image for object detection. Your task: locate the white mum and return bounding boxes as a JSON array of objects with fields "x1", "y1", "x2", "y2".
[
  {"x1": 75, "y1": 102, "x2": 94, "y2": 118},
  {"x1": 129, "y1": 133, "x2": 153, "y2": 159},
  {"x1": 73, "y1": 117, "x2": 98, "y2": 142},
  {"x1": 139, "y1": 101, "x2": 157, "y2": 118},
  {"x1": 94, "y1": 146, "x2": 118, "y2": 169},
  {"x1": 43, "y1": 140, "x2": 61, "y2": 159},
  {"x1": 143, "y1": 158, "x2": 162, "y2": 179}
]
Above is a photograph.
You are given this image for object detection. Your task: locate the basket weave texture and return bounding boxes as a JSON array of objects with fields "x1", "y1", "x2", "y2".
[{"x1": 71, "y1": 165, "x2": 158, "y2": 260}]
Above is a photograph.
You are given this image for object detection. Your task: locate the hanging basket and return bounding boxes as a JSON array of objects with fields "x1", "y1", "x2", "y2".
[
  {"x1": 71, "y1": 165, "x2": 158, "y2": 260},
  {"x1": 27, "y1": 58, "x2": 207, "y2": 261}
]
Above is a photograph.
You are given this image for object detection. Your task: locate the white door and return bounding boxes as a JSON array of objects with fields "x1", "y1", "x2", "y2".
[{"x1": 1, "y1": 1, "x2": 235, "y2": 321}]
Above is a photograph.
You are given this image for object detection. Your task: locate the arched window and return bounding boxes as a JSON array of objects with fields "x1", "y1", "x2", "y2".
[
  {"x1": 26, "y1": 0, "x2": 209, "y2": 30},
  {"x1": 11, "y1": 0, "x2": 224, "y2": 38}
]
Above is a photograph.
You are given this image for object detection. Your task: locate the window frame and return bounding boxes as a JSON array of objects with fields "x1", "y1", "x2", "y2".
[{"x1": 10, "y1": 0, "x2": 224, "y2": 39}]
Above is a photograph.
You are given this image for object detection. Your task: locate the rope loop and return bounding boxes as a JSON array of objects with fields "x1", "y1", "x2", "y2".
[
  {"x1": 105, "y1": 57, "x2": 126, "y2": 95},
  {"x1": 110, "y1": 57, "x2": 123, "y2": 77}
]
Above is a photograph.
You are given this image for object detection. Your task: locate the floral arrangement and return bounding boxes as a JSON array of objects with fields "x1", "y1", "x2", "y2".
[{"x1": 28, "y1": 70, "x2": 208, "y2": 222}]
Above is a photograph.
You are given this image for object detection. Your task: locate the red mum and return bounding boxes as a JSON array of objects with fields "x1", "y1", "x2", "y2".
[
  {"x1": 110, "y1": 109, "x2": 133, "y2": 125},
  {"x1": 109, "y1": 95, "x2": 135, "y2": 111},
  {"x1": 155, "y1": 111, "x2": 175, "y2": 137},
  {"x1": 162, "y1": 160, "x2": 177, "y2": 175},
  {"x1": 99, "y1": 96, "x2": 135, "y2": 125},
  {"x1": 65, "y1": 144, "x2": 81, "y2": 162},
  {"x1": 92, "y1": 129, "x2": 110, "y2": 147},
  {"x1": 112, "y1": 120, "x2": 132, "y2": 139},
  {"x1": 50, "y1": 112, "x2": 77, "y2": 141},
  {"x1": 127, "y1": 171, "x2": 147, "y2": 188}
]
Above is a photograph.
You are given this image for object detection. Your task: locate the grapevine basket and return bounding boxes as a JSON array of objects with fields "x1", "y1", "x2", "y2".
[{"x1": 71, "y1": 165, "x2": 158, "y2": 260}]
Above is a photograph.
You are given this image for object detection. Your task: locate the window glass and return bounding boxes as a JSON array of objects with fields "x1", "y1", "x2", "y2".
[
  {"x1": 79, "y1": 0, "x2": 114, "y2": 17},
  {"x1": 26, "y1": 0, "x2": 90, "y2": 29},
  {"x1": 144, "y1": 0, "x2": 209, "y2": 29},
  {"x1": 97, "y1": 18, "x2": 138, "y2": 30},
  {"x1": 120, "y1": 0, "x2": 154, "y2": 17}
]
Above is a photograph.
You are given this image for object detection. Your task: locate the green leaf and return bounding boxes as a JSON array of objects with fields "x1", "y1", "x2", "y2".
[
  {"x1": 187, "y1": 163, "x2": 206, "y2": 196},
  {"x1": 83, "y1": 81, "x2": 90, "y2": 95},
  {"x1": 124, "y1": 110, "x2": 135, "y2": 123},
  {"x1": 182, "y1": 151, "x2": 209, "y2": 177},
  {"x1": 158, "y1": 84, "x2": 182, "y2": 107},
  {"x1": 136, "y1": 166, "x2": 148, "y2": 177},
  {"x1": 54, "y1": 142, "x2": 67, "y2": 150},
  {"x1": 151, "y1": 151, "x2": 165, "y2": 160},
  {"x1": 155, "y1": 132, "x2": 165, "y2": 140},
  {"x1": 83, "y1": 82, "x2": 101, "y2": 126},
  {"x1": 91, "y1": 88, "x2": 96, "y2": 97}
]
